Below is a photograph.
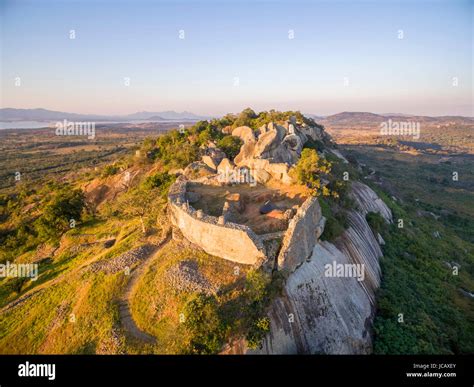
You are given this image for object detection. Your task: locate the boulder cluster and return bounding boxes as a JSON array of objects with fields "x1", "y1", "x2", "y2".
[{"x1": 193, "y1": 116, "x2": 328, "y2": 186}]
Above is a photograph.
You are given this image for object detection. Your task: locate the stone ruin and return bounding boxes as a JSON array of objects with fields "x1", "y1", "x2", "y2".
[{"x1": 167, "y1": 117, "x2": 329, "y2": 271}]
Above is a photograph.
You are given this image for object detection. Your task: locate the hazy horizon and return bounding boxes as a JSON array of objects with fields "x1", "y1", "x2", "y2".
[
  {"x1": 1, "y1": 0, "x2": 473, "y2": 116},
  {"x1": 1, "y1": 106, "x2": 474, "y2": 119}
]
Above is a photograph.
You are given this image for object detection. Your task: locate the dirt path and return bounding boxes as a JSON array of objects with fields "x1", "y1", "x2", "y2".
[{"x1": 118, "y1": 232, "x2": 170, "y2": 344}]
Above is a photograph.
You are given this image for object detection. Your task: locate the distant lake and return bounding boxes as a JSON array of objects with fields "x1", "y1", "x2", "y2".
[{"x1": 0, "y1": 121, "x2": 54, "y2": 129}]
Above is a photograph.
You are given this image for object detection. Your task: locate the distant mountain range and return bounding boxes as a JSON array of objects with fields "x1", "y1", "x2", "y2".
[
  {"x1": 1, "y1": 108, "x2": 472, "y2": 125},
  {"x1": 0, "y1": 108, "x2": 210, "y2": 122},
  {"x1": 315, "y1": 111, "x2": 474, "y2": 126}
]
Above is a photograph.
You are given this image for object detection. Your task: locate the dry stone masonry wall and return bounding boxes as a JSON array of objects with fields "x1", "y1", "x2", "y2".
[{"x1": 168, "y1": 176, "x2": 267, "y2": 265}]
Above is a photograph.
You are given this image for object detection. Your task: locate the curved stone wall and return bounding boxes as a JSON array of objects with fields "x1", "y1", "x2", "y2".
[{"x1": 168, "y1": 176, "x2": 266, "y2": 265}]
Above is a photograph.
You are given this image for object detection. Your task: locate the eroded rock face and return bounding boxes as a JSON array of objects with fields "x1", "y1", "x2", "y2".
[
  {"x1": 232, "y1": 119, "x2": 327, "y2": 185},
  {"x1": 201, "y1": 147, "x2": 226, "y2": 171},
  {"x1": 232, "y1": 126, "x2": 256, "y2": 143},
  {"x1": 253, "y1": 241, "x2": 375, "y2": 354},
  {"x1": 184, "y1": 161, "x2": 215, "y2": 178},
  {"x1": 277, "y1": 197, "x2": 324, "y2": 272},
  {"x1": 334, "y1": 211, "x2": 383, "y2": 304},
  {"x1": 350, "y1": 181, "x2": 393, "y2": 223},
  {"x1": 245, "y1": 182, "x2": 392, "y2": 354},
  {"x1": 252, "y1": 124, "x2": 287, "y2": 160}
]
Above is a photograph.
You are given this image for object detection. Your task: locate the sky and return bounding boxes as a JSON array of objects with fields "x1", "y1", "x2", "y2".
[{"x1": 0, "y1": 0, "x2": 472, "y2": 116}]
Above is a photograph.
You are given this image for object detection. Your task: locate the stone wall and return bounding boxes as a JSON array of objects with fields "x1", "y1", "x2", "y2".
[
  {"x1": 277, "y1": 196, "x2": 324, "y2": 272},
  {"x1": 168, "y1": 176, "x2": 266, "y2": 265}
]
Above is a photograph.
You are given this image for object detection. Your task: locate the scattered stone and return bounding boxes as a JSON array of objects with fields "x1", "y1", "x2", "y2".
[
  {"x1": 89, "y1": 245, "x2": 155, "y2": 274},
  {"x1": 47, "y1": 301, "x2": 69, "y2": 331},
  {"x1": 377, "y1": 233, "x2": 385, "y2": 245},
  {"x1": 165, "y1": 260, "x2": 217, "y2": 295},
  {"x1": 96, "y1": 326, "x2": 124, "y2": 354}
]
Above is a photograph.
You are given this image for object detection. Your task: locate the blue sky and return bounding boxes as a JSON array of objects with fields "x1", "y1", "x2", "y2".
[{"x1": 1, "y1": 0, "x2": 472, "y2": 116}]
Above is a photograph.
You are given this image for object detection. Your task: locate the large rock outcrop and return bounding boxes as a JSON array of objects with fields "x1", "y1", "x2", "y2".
[
  {"x1": 254, "y1": 241, "x2": 375, "y2": 354},
  {"x1": 246, "y1": 182, "x2": 392, "y2": 354},
  {"x1": 277, "y1": 197, "x2": 325, "y2": 272},
  {"x1": 350, "y1": 181, "x2": 392, "y2": 222},
  {"x1": 232, "y1": 118, "x2": 327, "y2": 184}
]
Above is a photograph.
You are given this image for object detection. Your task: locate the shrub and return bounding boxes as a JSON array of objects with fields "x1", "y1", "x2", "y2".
[
  {"x1": 303, "y1": 138, "x2": 325, "y2": 152},
  {"x1": 142, "y1": 172, "x2": 175, "y2": 194},
  {"x1": 246, "y1": 317, "x2": 270, "y2": 350},
  {"x1": 290, "y1": 148, "x2": 333, "y2": 197},
  {"x1": 5, "y1": 277, "x2": 28, "y2": 294},
  {"x1": 102, "y1": 164, "x2": 119, "y2": 177},
  {"x1": 244, "y1": 269, "x2": 270, "y2": 305},
  {"x1": 321, "y1": 215, "x2": 345, "y2": 242},
  {"x1": 366, "y1": 212, "x2": 386, "y2": 235},
  {"x1": 35, "y1": 187, "x2": 85, "y2": 240},
  {"x1": 183, "y1": 294, "x2": 225, "y2": 354},
  {"x1": 232, "y1": 108, "x2": 257, "y2": 128},
  {"x1": 216, "y1": 136, "x2": 243, "y2": 160}
]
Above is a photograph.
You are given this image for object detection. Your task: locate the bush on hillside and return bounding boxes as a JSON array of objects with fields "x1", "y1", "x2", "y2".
[{"x1": 216, "y1": 136, "x2": 243, "y2": 160}]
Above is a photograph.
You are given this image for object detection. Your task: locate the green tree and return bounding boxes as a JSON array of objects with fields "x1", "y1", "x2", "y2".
[
  {"x1": 233, "y1": 108, "x2": 257, "y2": 128},
  {"x1": 216, "y1": 136, "x2": 243, "y2": 160},
  {"x1": 290, "y1": 148, "x2": 333, "y2": 197},
  {"x1": 183, "y1": 294, "x2": 225, "y2": 354},
  {"x1": 142, "y1": 172, "x2": 175, "y2": 193},
  {"x1": 36, "y1": 188, "x2": 85, "y2": 240}
]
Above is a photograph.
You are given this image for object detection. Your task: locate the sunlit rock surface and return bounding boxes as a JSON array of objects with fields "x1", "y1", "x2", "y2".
[{"x1": 248, "y1": 182, "x2": 392, "y2": 354}]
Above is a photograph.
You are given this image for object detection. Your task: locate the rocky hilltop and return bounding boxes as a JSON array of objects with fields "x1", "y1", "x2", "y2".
[{"x1": 167, "y1": 112, "x2": 392, "y2": 354}]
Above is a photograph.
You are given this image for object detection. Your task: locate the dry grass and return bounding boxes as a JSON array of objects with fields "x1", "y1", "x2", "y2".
[{"x1": 129, "y1": 240, "x2": 248, "y2": 354}]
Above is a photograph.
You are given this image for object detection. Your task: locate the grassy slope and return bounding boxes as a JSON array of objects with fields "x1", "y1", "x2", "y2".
[
  {"x1": 0, "y1": 219, "x2": 138, "y2": 354},
  {"x1": 129, "y1": 241, "x2": 249, "y2": 354},
  {"x1": 343, "y1": 145, "x2": 474, "y2": 354}
]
